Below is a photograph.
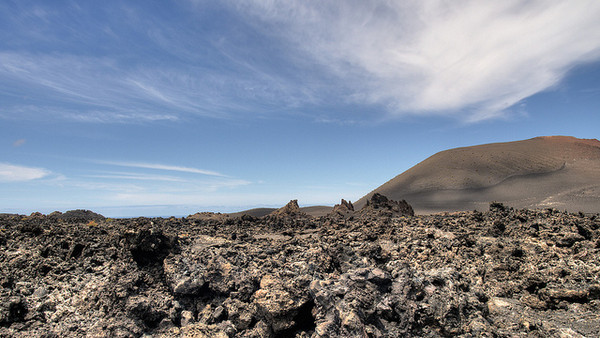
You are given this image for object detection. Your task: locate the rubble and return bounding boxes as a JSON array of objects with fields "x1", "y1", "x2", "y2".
[{"x1": 1, "y1": 199, "x2": 599, "y2": 337}]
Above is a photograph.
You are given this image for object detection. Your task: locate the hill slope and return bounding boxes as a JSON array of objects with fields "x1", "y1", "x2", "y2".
[{"x1": 356, "y1": 136, "x2": 600, "y2": 213}]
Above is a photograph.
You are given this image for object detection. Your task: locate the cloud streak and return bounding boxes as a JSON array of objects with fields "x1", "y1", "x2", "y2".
[
  {"x1": 83, "y1": 172, "x2": 187, "y2": 182},
  {"x1": 0, "y1": 163, "x2": 50, "y2": 182},
  {"x1": 95, "y1": 160, "x2": 227, "y2": 177},
  {"x1": 0, "y1": 52, "x2": 207, "y2": 122}
]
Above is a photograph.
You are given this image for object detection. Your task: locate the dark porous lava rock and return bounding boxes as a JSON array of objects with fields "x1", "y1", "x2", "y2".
[
  {"x1": 358, "y1": 193, "x2": 415, "y2": 218},
  {"x1": 1, "y1": 198, "x2": 600, "y2": 337},
  {"x1": 328, "y1": 199, "x2": 355, "y2": 220},
  {"x1": 52, "y1": 209, "x2": 106, "y2": 223}
]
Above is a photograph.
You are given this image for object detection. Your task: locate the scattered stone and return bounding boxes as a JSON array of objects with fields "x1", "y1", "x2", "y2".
[
  {"x1": 0, "y1": 200, "x2": 599, "y2": 337},
  {"x1": 180, "y1": 310, "x2": 194, "y2": 327}
]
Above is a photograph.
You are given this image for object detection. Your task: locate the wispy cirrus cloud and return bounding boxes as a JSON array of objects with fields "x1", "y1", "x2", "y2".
[
  {"x1": 0, "y1": 104, "x2": 179, "y2": 123},
  {"x1": 0, "y1": 0, "x2": 315, "y2": 123},
  {"x1": 0, "y1": 52, "x2": 210, "y2": 122},
  {"x1": 0, "y1": 48, "x2": 308, "y2": 122},
  {"x1": 229, "y1": 0, "x2": 600, "y2": 121},
  {"x1": 83, "y1": 172, "x2": 187, "y2": 182},
  {"x1": 76, "y1": 159, "x2": 251, "y2": 196},
  {"x1": 95, "y1": 160, "x2": 226, "y2": 177},
  {"x1": 2, "y1": 1, "x2": 599, "y2": 124},
  {"x1": 0, "y1": 163, "x2": 50, "y2": 182}
]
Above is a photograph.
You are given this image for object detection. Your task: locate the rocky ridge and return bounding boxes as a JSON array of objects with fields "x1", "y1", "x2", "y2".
[{"x1": 1, "y1": 196, "x2": 599, "y2": 337}]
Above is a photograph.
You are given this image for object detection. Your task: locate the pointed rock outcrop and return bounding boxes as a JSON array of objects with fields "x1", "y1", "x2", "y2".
[
  {"x1": 329, "y1": 199, "x2": 355, "y2": 218},
  {"x1": 270, "y1": 200, "x2": 304, "y2": 217}
]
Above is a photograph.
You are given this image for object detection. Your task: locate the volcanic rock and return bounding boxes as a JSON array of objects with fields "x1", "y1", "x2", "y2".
[
  {"x1": 329, "y1": 199, "x2": 355, "y2": 219},
  {"x1": 270, "y1": 199, "x2": 304, "y2": 217},
  {"x1": 187, "y1": 212, "x2": 230, "y2": 222},
  {"x1": 1, "y1": 203, "x2": 600, "y2": 336},
  {"x1": 358, "y1": 193, "x2": 415, "y2": 218},
  {"x1": 53, "y1": 209, "x2": 105, "y2": 223}
]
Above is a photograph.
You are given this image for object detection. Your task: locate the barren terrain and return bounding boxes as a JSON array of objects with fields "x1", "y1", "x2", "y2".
[{"x1": 1, "y1": 196, "x2": 600, "y2": 337}]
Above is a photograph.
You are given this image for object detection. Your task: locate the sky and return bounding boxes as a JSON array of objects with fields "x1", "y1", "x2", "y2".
[{"x1": 1, "y1": 0, "x2": 600, "y2": 217}]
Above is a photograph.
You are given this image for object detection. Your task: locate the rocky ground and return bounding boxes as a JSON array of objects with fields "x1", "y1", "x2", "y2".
[{"x1": 1, "y1": 195, "x2": 600, "y2": 337}]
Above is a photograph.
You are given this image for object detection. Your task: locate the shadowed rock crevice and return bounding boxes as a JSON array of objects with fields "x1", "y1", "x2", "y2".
[
  {"x1": 274, "y1": 299, "x2": 316, "y2": 338},
  {"x1": 0, "y1": 297, "x2": 27, "y2": 327},
  {"x1": 127, "y1": 228, "x2": 177, "y2": 267}
]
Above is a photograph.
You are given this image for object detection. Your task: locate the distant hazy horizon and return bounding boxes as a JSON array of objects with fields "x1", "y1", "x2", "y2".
[{"x1": 0, "y1": 203, "x2": 289, "y2": 219}]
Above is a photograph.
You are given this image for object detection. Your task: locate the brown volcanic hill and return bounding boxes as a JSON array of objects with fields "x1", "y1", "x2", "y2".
[{"x1": 356, "y1": 136, "x2": 600, "y2": 213}]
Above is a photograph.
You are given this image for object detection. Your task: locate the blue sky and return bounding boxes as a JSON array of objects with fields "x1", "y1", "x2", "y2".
[{"x1": 1, "y1": 0, "x2": 600, "y2": 217}]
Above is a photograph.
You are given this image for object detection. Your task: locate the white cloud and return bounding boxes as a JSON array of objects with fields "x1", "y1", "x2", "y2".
[
  {"x1": 96, "y1": 160, "x2": 226, "y2": 177},
  {"x1": 3, "y1": 1, "x2": 599, "y2": 124},
  {"x1": 234, "y1": 0, "x2": 600, "y2": 121},
  {"x1": 0, "y1": 105, "x2": 179, "y2": 124},
  {"x1": 0, "y1": 46, "x2": 310, "y2": 122},
  {"x1": 0, "y1": 53, "x2": 233, "y2": 121},
  {"x1": 0, "y1": 163, "x2": 50, "y2": 182},
  {"x1": 65, "y1": 110, "x2": 179, "y2": 123},
  {"x1": 84, "y1": 172, "x2": 187, "y2": 182},
  {"x1": 69, "y1": 161, "x2": 252, "y2": 204}
]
